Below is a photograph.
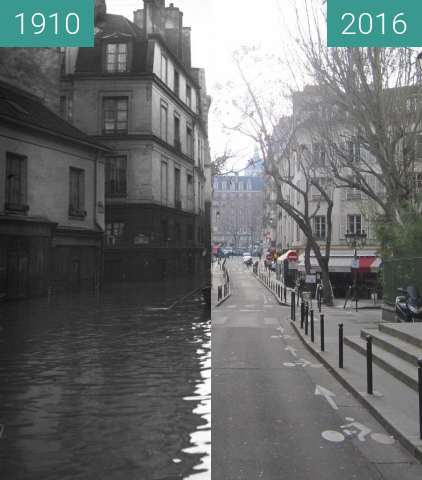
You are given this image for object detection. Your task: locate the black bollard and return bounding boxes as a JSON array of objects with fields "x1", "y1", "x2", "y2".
[
  {"x1": 284, "y1": 286, "x2": 287, "y2": 304},
  {"x1": 418, "y1": 358, "x2": 422, "y2": 440},
  {"x1": 218, "y1": 285, "x2": 222, "y2": 301},
  {"x1": 367, "y1": 335, "x2": 373, "y2": 395},
  {"x1": 300, "y1": 302, "x2": 304, "y2": 329},
  {"x1": 291, "y1": 291, "x2": 296, "y2": 321},
  {"x1": 320, "y1": 314, "x2": 325, "y2": 352},
  {"x1": 339, "y1": 324, "x2": 344, "y2": 368},
  {"x1": 310, "y1": 310, "x2": 315, "y2": 343},
  {"x1": 318, "y1": 287, "x2": 322, "y2": 313},
  {"x1": 305, "y1": 304, "x2": 309, "y2": 335}
]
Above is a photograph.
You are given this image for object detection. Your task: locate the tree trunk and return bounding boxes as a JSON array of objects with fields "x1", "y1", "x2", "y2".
[
  {"x1": 312, "y1": 244, "x2": 334, "y2": 306},
  {"x1": 304, "y1": 241, "x2": 312, "y2": 274}
]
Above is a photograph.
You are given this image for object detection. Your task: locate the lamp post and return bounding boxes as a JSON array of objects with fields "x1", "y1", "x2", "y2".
[{"x1": 345, "y1": 229, "x2": 367, "y2": 311}]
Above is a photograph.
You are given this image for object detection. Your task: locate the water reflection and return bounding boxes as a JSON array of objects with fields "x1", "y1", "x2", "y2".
[{"x1": 0, "y1": 282, "x2": 210, "y2": 479}]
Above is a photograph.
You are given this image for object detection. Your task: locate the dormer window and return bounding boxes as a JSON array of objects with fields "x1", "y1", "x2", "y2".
[{"x1": 106, "y1": 43, "x2": 128, "y2": 73}]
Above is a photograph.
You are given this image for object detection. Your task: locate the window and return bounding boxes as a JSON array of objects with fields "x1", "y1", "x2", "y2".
[
  {"x1": 161, "y1": 219, "x2": 168, "y2": 244},
  {"x1": 187, "y1": 224, "x2": 193, "y2": 242},
  {"x1": 5, "y1": 153, "x2": 27, "y2": 212},
  {"x1": 69, "y1": 168, "x2": 85, "y2": 218},
  {"x1": 175, "y1": 223, "x2": 181, "y2": 243},
  {"x1": 314, "y1": 215, "x2": 326, "y2": 240},
  {"x1": 415, "y1": 173, "x2": 422, "y2": 193},
  {"x1": 105, "y1": 156, "x2": 127, "y2": 197},
  {"x1": 103, "y1": 97, "x2": 128, "y2": 134},
  {"x1": 174, "y1": 114, "x2": 181, "y2": 150},
  {"x1": 174, "y1": 168, "x2": 181, "y2": 208},
  {"x1": 187, "y1": 174, "x2": 194, "y2": 211},
  {"x1": 160, "y1": 101, "x2": 168, "y2": 142},
  {"x1": 186, "y1": 84, "x2": 192, "y2": 108},
  {"x1": 161, "y1": 159, "x2": 168, "y2": 205},
  {"x1": 174, "y1": 70, "x2": 180, "y2": 96},
  {"x1": 106, "y1": 222, "x2": 125, "y2": 246},
  {"x1": 312, "y1": 142, "x2": 325, "y2": 166},
  {"x1": 406, "y1": 96, "x2": 418, "y2": 113},
  {"x1": 161, "y1": 54, "x2": 168, "y2": 83},
  {"x1": 346, "y1": 139, "x2": 360, "y2": 162},
  {"x1": 60, "y1": 96, "x2": 73, "y2": 121},
  {"x1": 347, "y1": 214, "x2": 362, "y2": 235},
  {"x1": 186, "y1": 124, "x2": 193, "y2": 157},
  {"x1": 106, "y1": 43, "x2": 128, "y2": 73}
]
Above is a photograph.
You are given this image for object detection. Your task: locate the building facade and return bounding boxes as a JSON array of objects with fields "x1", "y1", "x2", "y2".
[
  {"x1": 0, "y1": 80, "x2": 106, "y2": 300},
  {"x1": 212, "y1": 175, "x2": 264, "y2": 249},
  {"x1": 60, "y1": 0, "x2": 211, "y2": 281}
]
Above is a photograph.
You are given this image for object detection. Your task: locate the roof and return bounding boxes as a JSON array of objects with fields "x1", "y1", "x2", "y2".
[
  {"x1": 213, "y1": 175, "x2": 265, "y2": 192},
  {"x1": 76, "y1": 14, "x2": 147, "y2": 74},
  {"x1": 0, "y1": 80, "x2": 108, "y2": 151}
]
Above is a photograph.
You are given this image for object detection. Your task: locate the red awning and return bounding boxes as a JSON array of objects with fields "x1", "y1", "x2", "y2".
[{"x1": 359, "y1": 256, "x2": 375, "y2": 272}]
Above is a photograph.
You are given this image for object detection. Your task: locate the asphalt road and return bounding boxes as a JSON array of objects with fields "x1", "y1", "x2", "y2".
[{"x1": 212, "y1": 258, "x2": 422, "y2": 480}]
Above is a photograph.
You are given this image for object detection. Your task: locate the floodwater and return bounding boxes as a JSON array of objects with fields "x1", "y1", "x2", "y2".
[{"x1": 0, "y1": 281, "x2": 211, "y2": 480}]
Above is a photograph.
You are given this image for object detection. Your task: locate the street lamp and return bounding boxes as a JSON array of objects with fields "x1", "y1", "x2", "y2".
[{"x1": 345, "y1": 229, "x2": 367, "y2": 310}]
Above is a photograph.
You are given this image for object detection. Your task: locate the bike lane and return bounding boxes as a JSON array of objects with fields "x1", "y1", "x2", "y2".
[{"x1": 212, "y1": 259, "x2": 422, "y2": 480}]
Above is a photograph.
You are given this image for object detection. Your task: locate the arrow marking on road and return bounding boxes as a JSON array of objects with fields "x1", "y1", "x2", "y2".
[
  {"x1": 285, "y1": 346, "x2": 298, "y2": 357},
  {"x1": 315, "y1": 385, "x2": 338, "y2": 410}
]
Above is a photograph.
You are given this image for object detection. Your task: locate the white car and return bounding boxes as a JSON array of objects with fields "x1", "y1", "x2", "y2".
[{"x1": 243, "y1": 252, "x2": 252, "y2": 264}]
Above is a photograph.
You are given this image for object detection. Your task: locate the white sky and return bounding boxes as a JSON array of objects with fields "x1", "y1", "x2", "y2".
[{"x1": 106, "y1": 0, "x2": 308, "y2": 169}]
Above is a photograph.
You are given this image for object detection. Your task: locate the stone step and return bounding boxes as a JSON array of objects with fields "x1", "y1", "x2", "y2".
[
  {"x1": 344, "y1": 335, "x2": 419, "y2": 392},
  {"x1": 360, "y1": 328, "x2": 422, "y2": 366},
  {"x1": 379, "y1": 322, "x2": 422, "y2": 350}
]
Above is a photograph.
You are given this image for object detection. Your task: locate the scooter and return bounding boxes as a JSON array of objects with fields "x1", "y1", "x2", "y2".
[{"x1": 395, "y1": 286, "x2": 422, "y2": 322}]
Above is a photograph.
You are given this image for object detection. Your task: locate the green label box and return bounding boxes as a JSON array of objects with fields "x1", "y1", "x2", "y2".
[
  {"x1": 328, "y1": 0, "x2": 422, "y2": 47},
  {"x1": 0, "y1": 0, "x2": 94, "y2": 47}
]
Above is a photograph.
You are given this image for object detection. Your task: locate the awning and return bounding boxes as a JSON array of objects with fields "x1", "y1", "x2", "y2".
[
  {"x1": 277, "y1": 250, "x2": 298, "y2": 263},
  {"x1": 298, "y1": 254, "x2": 381, "y2": 273}
]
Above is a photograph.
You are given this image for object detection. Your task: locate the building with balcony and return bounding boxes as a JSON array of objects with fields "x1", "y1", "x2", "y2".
[
  {"x1": 0, "y1": 80, "x2": 107, "y2": 299},
  {"x1": 60, "y1": 0, "x2": 211, "y2": 281}
]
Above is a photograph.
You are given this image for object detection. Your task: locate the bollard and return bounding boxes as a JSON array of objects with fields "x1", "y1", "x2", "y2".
[
  {"x1": 339, "y1": 323, "x2": 344, "y2": 368},
  {"x1": 418, "y1": 358, "x2": 422, "y2": 440},
  {"x1": 284, "y1": 286, "x2": 287, "y2": 304},
  {"x1": 320, "y1": 314, "x2": 325, "y2": 352},
  {"x1": 367, "y1": 335, "x2": 373, "y2": 395},
  {"x1": 305, "y1": 304, "x2": 309, "y2": 335},
  {"x1": 291, "y1": 291, "x2": 296, "y2": 321},
  {"x1": 300, "y1": 302, "x2": 305, "y2": 329},
  {"x1": 318, "y1": 287, "x2": 321, "y2": 313},
  {"x1": 310, "y1": 310, "x2": 315, "y2": 343}
]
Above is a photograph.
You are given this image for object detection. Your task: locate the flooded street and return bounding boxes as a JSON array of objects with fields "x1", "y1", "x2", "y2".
[{"x1": 0, "y1": 281, "x2": 210, "y2": 480}]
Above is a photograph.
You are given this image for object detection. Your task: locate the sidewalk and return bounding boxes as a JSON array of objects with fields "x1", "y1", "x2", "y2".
[{"x1": 290, "y1": 302, "x2": 422, "y2": 461}]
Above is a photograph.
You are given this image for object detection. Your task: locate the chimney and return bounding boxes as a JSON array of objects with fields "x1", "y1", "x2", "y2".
[
  {"x1": 94, "y1": 0, "x2": 107, "y2": 26},
  {"x1": 143, "y1": 0, "x2": 165, "y2": 35},
  {"x1": 181, "y1": 27, "x2": 191, "y2": 68},
  {"x1": 164, "y1": 4, "x2": 183, "y2": 58}
]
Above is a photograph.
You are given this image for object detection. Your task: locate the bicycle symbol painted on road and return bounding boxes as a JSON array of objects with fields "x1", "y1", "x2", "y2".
[
  {"x1": 283, "y1": 358, "x2": 323, "y2": 368},
  {"x1": 322, "y1": 417, "x2": 395, "y2": 445}
]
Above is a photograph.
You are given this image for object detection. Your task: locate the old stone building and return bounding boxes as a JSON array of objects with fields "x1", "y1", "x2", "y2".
[
  {"x1": 0, "y1": 80, "x2": 107, "y2": 300},
  {"x1": 212, "y1": 175, "x2": 264, "y2": 249},
  {"x1": 60, "y1": 0, "x2": 211, "y2": 281}
]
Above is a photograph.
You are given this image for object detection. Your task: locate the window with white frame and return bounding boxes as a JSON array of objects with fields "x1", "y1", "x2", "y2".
[
  {"x1": 186, "y1": 84, "x2": 192, "y2": 108},
  {"x1": 347, "y1": 214, "x2": 362, "y2": 234},
  {"x1": 314, "y1": 215, "x2": 326, "y2": 240},
  {"x1": 160, "y1": 101, "x2": 168, "y2": 142},
  {"x1": 106, "y1": 43, "x2": 128, "y2": 73},
  {"x1": 161, "y1": 54, "x2": 168, "y2": 84},
  {"x1": 187, "y1": 173, "x2": 194, "y2": 211},
  {"x1": 346, "y1": 138, "x2": 361, "y2": 162},
  {"x1": 186, "y1": 124, "x2": 193, "y2": 157},
  {"x1": 69, "y1": 167, "x2": 85, "y2": 218}
]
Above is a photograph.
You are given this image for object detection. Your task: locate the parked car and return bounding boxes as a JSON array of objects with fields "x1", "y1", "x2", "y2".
[{"x1": 243, "y1": 252, "x2": 252, "y2": 264}]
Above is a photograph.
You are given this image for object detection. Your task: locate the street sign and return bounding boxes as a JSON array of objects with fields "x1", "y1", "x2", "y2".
[{"x1": 351, "y1": 258, "x2": 359, "y2": 269}]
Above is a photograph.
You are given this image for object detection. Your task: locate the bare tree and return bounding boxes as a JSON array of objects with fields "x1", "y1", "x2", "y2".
[{"x1": 216, "y1": 49, "x2": 336, "y2": 304}]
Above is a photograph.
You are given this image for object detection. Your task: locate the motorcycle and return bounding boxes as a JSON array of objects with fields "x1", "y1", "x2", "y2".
[{"x1": 395, "y1": 286, "x2": 422, "y2": 322}]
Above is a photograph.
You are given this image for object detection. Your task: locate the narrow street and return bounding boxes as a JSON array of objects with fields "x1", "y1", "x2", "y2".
[
  {"x1": 212, "y1": 257, "x2": 422, "y2": 480},
  {"x1": 0, "y1": 282, "x2": 210, "y2": 480}
]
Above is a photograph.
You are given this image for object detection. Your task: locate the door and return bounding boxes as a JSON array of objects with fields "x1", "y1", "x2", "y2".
[{"x1": 7, "y1": 251, "x2": 28, "y2": 299}]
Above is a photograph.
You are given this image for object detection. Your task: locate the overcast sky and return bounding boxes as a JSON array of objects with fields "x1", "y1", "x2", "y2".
[{"x1": 106, "y1": 0, "x2": 307, "y2": 169}]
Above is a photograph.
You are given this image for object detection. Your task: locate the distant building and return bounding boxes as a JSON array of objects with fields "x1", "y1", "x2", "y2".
[
  {"x1": 60, "y1": 0, "x2": 211, "y2": 281},
  {"x1": 244, "y1": 147, "x2": 264, "y2": 177},
  {"x1": 0, "y1": 80, "x2": 107, "y2": 300},
  {"x1": 212, "y1": 175, "x2": 264, "y2": 248}
]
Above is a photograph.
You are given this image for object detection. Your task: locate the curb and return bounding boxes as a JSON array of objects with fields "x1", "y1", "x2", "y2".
[
  {"x1": 252, "y1": 272, "x2": 288, "y2": 307},
  {"x1": 291, "y1": 320, "x2": 422, "y2": 463}
]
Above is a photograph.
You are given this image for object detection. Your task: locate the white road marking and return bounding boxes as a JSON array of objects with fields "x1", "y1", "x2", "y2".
[
  {"x1": 314, "y1": 385, "x2": 338, "y2": 410},
  {"x1": 285, "y1": 346, "x2": 298, "y2": 357},
  {"x1": 213, "y1": 317, "x2": 227, "y2": 325}
]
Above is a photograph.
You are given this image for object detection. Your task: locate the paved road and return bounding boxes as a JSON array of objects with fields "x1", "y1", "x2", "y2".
[{"x1": 212, "y1": 258, "x2": 422, "y2": 480}]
